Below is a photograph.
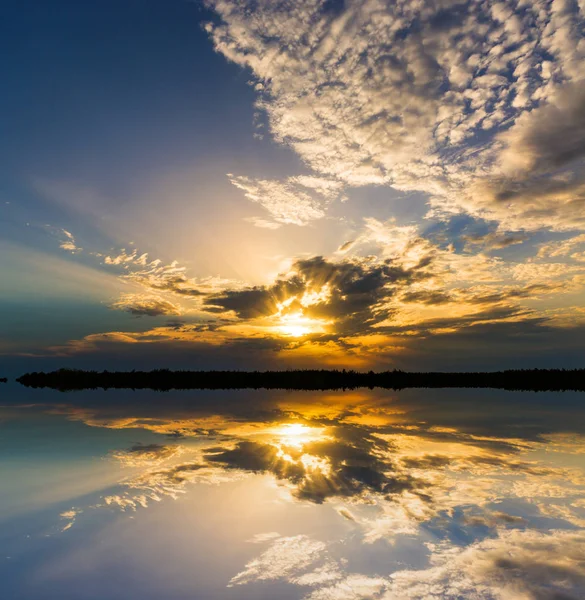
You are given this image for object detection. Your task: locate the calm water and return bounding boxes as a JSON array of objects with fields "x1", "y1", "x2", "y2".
[{"x1": 1, "y1": 385, "x2": 584, "y2": 599}]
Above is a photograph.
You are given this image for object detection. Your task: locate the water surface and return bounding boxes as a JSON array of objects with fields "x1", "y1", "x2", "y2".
[{"x1": 1, "y1": 386, "x2": 584, "y2": 599}]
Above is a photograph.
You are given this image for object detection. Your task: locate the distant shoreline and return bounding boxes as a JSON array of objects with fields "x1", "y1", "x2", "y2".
[{"x1": 14, "y1": 368, "x2": 585, "y2": 392}]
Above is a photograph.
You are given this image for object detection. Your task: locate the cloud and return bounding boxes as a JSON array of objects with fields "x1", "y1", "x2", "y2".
[
  {"x1": 111, "y1": 443, "x2": 183, "y2": 466},
  {"x1": 205, "y1": 254, "x2": 433, "y2": 333},
  {"x1": 58, "y1": 229, "x2": 81, "y2": 253},
  {"x1": 383, "y1": 529, "x2": 585, "y2": 599},
  {"x1": 206, "y1": 0, "x2": 585, "y2": 230},
  {"x1": 462, "y1": 230, "x2": 529, "y2": 251},
  {"x1": 537, "y1": 234, "x2": 585, "y2": 262},
  {"x1": 229, "y1": 174, "x2": 343, "y2": 226},
  {"x1": 41, "y1": 215, "x2": 585, "y2": 365},
  {"x1": 109, "y1": 293, "x2": 182, "y2": 317},
  {"x1": 229, "y1": 534, "x2": 327, "y2": 586},
  {"x1": 336, "y1": 240, "x2": 356, "y2": 253},
  {"x1": 205, "y1": 426, "x2": 423, "y2": 504},
  {"x1": 497, "y1": 83, "x2": 585, "y2": 176},
  {"x1": 104, "y1": 249, "x2": 149, "y2": 266},
  {"x1": 59, "y1": 508, "x2": 81, "y2": 532},
  {"x1": 31, "y1": 215, "x2": 585, "y2": 369},
  {"x1": 297, "y1": 530, "x2": 585, "y2": 599},
  {"x1": 244, "y1": 216, "x2": 282, "y2": 229}
]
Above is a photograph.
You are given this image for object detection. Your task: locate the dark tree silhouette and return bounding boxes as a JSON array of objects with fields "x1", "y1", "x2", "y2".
[{"x1": 15, "y1": 368, "x2": 585, "y2": 392}]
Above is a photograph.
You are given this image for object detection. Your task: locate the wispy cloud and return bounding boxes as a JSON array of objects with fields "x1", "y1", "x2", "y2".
[
  {"x1": 229, "y1": 174, "x2": 343, "y2": 227},
  {"x1": 109, "y1": 293, "x2": 182, "y2": 317},
  {"x1": 58, "y1": 229, "x2": 81, "y2": 253}
]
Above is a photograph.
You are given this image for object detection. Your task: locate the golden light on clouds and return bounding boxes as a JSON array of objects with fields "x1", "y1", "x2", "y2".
[
  {"x1": 276, "y1": 312, "x2": 329, "y2": 337},
  {"x1": 272, "y1": 286, "x2": 333, "y2": 337},
  {"x1": 272, "y1": 423, "x2": 328, "y2": 448}
]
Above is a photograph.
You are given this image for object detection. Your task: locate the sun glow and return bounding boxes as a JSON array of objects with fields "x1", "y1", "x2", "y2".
[
  {"x1": 277, "y1": 312, "x2": 327, "y2": 337},
  {"x1": 273, "y1": 286, "x2": 332, "y2": 337},
  {"x1": 273, "y1": 423, "x2": 328, "y2": 448}
]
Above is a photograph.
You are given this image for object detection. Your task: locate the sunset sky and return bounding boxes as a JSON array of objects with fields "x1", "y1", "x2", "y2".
[{"x1": 2, "y1": 0, "x2": 585, "y2": 373}]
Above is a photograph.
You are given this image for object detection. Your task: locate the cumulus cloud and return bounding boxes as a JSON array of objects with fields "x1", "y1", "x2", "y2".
[
  {"x1": 497, "y1": 83, "x2": 585, "y2": 177},
  {"x1": 294, "y1": 530, "x2": 585, "y2": 599},
  {"x1": 205, "y1": 253, "x2": 433, "y2": 333},
  {"x1": 205, "y1": 429, "x2": 421, "y2": 503},
  {"x1": 205, "y1": 0, "x2": 585, "y2": 230},
  {"x1": 383, "y1": 529, "x2": 585, "y2": 599}
]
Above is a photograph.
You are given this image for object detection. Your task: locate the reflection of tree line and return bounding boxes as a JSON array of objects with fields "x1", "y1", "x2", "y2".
[{"x1": 15, "y1": 368, "x2": 585, "y2": 391}]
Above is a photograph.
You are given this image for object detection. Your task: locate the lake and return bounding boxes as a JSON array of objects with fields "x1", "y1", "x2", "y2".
[{"x1": 1, "y1": 385, "x2": 584, "y2": 599}]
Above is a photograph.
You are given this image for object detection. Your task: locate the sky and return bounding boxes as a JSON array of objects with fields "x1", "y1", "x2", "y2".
[{"x1": 2, "y1": 0, "x2": 585, "y2": 373}]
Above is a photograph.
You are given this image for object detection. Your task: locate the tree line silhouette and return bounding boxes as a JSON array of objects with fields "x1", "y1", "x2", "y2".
[{"x1": 14, "y1": 368, "x2": 585, "y2": 392}]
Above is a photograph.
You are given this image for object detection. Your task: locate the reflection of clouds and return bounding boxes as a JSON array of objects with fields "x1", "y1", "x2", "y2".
[
  {"x1": 205, "y1": 427, "x2": 425, "y2": 504},
  {"x1": 226, "y1": 529, "x2": 585, "y2": 599},
  {"x1": 30, "y1": 389, "x2": 585, "y2": 599},
  {"x1": 45, "y1": 392, "x2": 585, "y2": 524},
  {"x1": 299, "y1": 530, "x2": 585, "y2": 600},
  {"x1": 59, "y1": 508, "x2": 81, "y2": 532},
  {"x1": 110, "y1": 443, "x2": 184, "y2": 467},
  {"x1": 383, "y1": 529, "x2": 585, "y2": 600},
  {"x1": 229, "y1": 534, "x2": 327, "y2": 587},
  {"x1": 102, "y1": 460, "x2": 246, "y2": 512}
]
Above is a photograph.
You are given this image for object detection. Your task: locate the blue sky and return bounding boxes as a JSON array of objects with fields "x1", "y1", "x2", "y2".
[{"x1": 2, "y1": 0, "x2": 585, "y2": 372}]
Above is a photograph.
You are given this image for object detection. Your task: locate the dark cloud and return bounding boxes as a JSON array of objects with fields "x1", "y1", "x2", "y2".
[
  {"x1": 205, "y1": 425, "x2": 424, "y2": 503},
  {"x1": 206, "y1": 440, "x2": 305, "y2": 481},
  {"x1": 400, "y1": 454, "x2": 453, "y2": 469},
  {"x1": 499, "y1": 82, "x2": 585, "y2": 176},
  {"x1": 110, "y1": 295, "x2": 181, "y2": 317},
  {"x1": 400, "y1": 290, "x2": 453, "y2": 305},
  {"x1": 205, "y1": 255, "x2": 433, "y2": 332},
  {"x1": 462, "y1": 230, "x2": 529, "y2": 250},
  {"x1": 400, "y1": 283, "x2": 564, "y2": 308},
  {"x1": 337, "y1": 240, "x2": 356, "y2": 252}
]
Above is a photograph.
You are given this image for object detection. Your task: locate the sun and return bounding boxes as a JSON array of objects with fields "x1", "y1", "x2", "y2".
[
  {"x1": 270, "y1": 287, "x2": 332, "y2": 337},
  {"x1": 277, "y1": 312, "x2": 319, "y2": 337}
]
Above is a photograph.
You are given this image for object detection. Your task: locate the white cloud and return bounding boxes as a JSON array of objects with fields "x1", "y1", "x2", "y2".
[
  {"x1": 302, "y1": 529, "x2": 585, "y2": 600},
  {"x1": 229, "y1": 174, "x2": 342, "y2": 226},
  {"x1": 383, "y1": 529, "x2": 585, "y2": 599},
  {"x1": 206, "y1": 0, "x2": 585, "y2": 230},
  {"x1": 228, "y1": 534, "x2": 327, "y2": 586},
  {"x1": 59, "y1": 229, "x2": 81, "y2": 253}
]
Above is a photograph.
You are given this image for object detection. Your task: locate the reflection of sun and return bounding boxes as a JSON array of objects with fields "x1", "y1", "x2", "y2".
[
  {"x1": 280, "y1": 423, "x2": 311, "y2": 436},
  {"x1": 274, "y1": 423, "x2": 328, "y2": 448}
]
